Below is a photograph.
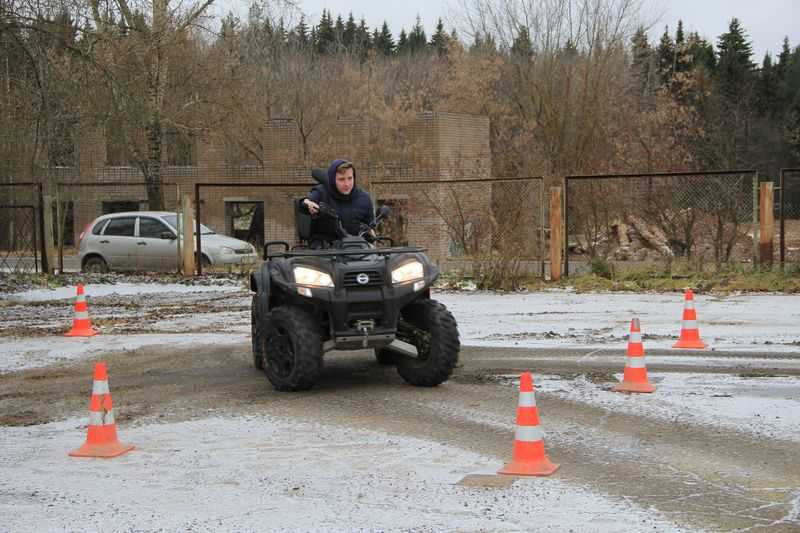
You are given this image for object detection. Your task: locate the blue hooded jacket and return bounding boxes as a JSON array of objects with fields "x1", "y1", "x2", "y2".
[{"x1": 301, "y1": 159, "x2": 374, "y2": 241}]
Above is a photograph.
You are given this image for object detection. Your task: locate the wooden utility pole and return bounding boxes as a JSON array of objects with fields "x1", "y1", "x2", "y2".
[
  {"x1": 181, "y1": 194, "x2": 194, "y2": 277},
  {"x1": 42, "y1": 195, "x2": 55, "y2": 275},
  {"x1": 759, "y1": 182, "x2": 774, "y2": 268},
  {"x1": 549, "y1": 187, "x2": 563, "y2": 281}
]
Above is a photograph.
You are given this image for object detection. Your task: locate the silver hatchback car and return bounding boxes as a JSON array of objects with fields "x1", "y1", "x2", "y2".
[{"x1": 79, "y1": 211, "x2": 258, "y2": 272}]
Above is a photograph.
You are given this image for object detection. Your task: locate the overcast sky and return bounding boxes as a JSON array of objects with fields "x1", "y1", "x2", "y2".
[{"x1": 220, "y1": 0, "x2": 799, "y2": 62}]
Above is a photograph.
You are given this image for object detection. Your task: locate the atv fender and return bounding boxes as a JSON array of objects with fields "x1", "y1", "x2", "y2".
[{"x1": 250, "y1": 263, "x2": 272, "y2": 321}]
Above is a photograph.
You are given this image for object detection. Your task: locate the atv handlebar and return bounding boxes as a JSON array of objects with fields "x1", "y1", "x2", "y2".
[{"x1": 315, "y1": 202, "x2": 391, "y2": 241}]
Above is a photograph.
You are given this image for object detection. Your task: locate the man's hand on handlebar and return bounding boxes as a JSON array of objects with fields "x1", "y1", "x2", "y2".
[{"x1": 303, "y1": 199, "x2": 320, "y2": 215}]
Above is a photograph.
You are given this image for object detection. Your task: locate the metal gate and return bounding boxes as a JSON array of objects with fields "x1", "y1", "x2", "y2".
[
  {"x1": 779, "y1": 168, "x2": 800, "y2": 267},
  {"x1": 0, "y1": 182, "x2": 47, "y2": 274},
  {"x1": 0, "y1": 205, "x2": 39, "y2": 273}
]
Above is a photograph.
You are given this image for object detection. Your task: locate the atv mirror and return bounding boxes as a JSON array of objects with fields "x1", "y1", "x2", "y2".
[
  {"x1": 376, "y1": 205, "x2": 391, "y2": 219},
  {"x1": 311, "y1": 168, "x2": 327, "y2": 185}
]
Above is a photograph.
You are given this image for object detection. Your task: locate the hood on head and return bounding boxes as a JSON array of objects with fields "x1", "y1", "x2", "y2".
[{"x1": 327, "y1": 159, "x2": 356, "y2": 196}]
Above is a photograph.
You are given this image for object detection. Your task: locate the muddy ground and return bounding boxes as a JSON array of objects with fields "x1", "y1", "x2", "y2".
[
  {"x1": 2, "y1": 282, "x2": 799, "y2": 531},
  {"x1": 1, "y1": 341, "x2": 798, "y2": 532}
]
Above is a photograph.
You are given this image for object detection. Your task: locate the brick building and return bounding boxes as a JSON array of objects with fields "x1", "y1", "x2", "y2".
[{"x1": 3, "y1": 111, "x2": 499, "y2": 263}]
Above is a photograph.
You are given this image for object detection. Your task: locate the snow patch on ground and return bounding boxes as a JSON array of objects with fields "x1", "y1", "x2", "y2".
[
  {"x1": 0, "y1": 416, "x2": 690, "y2": 533},
  {"x1": 436, "y1": 291, "x2": 800, "y2": 352},
  {"x1": 6, "y1": 282, "x2": 245, "y2": 302},
  {"x1": 495, "y1": 373, "x2": 800, "y2": 443},
  {"x1": 0, "y1": 333, "x2": 247, "y2": 374}
]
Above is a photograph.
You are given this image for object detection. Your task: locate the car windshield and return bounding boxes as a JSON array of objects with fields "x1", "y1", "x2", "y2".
[{"x1": 162, "y1": 215, "x2": 215, "y2": 235}]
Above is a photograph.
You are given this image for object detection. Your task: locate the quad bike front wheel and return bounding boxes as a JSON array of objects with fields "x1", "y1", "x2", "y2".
[
  {"x1": 251, "y1": 295, "x2": 265, "y2": 370},
  {"x1": 262, "y1": 305, "x2": 322, "y2": 391},
  {"x1": 394, "y1": 299, "x2": 460, "y2": 387}
]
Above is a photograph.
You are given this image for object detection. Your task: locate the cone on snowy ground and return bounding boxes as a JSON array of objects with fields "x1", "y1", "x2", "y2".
[
  {"x1": 69, "y1": 362, "x2": 134, "y2": 458},
  {"x1": 613, "y1": 318, "x2": 656, "y2": 394},
  {"x1": 498, "y1": 372, "x2": 559, "y2": 477},
  {"x1": 64, "y1": 284, "x2": 97, "y2": 337},
  {"x1": 673, "y1": 288, "x2": 707, "y2": 349}
]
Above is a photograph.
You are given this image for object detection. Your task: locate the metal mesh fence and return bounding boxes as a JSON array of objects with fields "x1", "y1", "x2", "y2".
[
  {"x1": 370, "y1": 178, "x2": 545, "y2": 286},
  {"x1": 565, "y1": 171, "x2": 758, "y2": 274},
  {"x1": 780, "y1": 168, "x2": 800, "y2": 265}
]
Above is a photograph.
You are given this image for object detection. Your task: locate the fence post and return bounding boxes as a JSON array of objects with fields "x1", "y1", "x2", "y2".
[
  {"x1": 549, "y1": 187, "x2": 563, "y2": 281},
  {"x1": 42, "y1": 194, "x2": 56, "y2": 275},
  {"x1": 181, "y1": 194, "x2": 195, "y2": 277},
  {"x1": 779, "y1": 169, "x2": 785, "y2": 268},
  {"x1": 37, "y1": 184, "x2": 49, "y2": 274},
  {"x1": 759, "y1": 181, "x2": 774, "y2": 268},
  {"x1": 752, "y1": 173, "x2": 759, "y2": 268}
]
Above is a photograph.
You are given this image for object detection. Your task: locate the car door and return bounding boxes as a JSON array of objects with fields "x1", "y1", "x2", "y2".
[
  {"x1": 136, "y1": 216, "x2": 178, "y2": 271},
  {"x1": 100, "y1": 216, "x2": 137, "y2": 270}
]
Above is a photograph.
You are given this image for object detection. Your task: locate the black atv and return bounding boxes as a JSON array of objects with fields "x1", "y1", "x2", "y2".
[{"x1": 250, "y1": 169, "x2": 460, "y2": 391}]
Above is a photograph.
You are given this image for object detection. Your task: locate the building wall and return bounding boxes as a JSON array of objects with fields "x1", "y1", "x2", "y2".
[{"x1": 40, "y1": 112, "x2": 494, "y2": 255}]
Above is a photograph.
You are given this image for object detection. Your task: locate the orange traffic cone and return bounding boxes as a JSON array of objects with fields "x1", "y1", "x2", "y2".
[
  {"x1": 613, "y1": 318, "x2": 656, "y2": 394},
  {"x1": 498, "y1": 372, "x2": 559, "y2": 477},
  {"x1": 69, "y1": 362, "x2": 134, "y2": 458},
  {"x1": 65, "y1": 284, "x2": 97, "y2": 337},
  {"x1": 673, "y1": 288, "x2": 707, "y2": 349}
]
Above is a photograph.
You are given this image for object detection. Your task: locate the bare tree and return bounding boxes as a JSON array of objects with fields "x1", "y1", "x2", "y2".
[{"x1": 84, "y1": 0, "x2": 217, "y2": 209}]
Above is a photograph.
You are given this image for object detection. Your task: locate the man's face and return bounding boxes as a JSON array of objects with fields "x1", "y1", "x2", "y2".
[{"x1": 335, "y1": 167, "x2": 354, "y2": 195}]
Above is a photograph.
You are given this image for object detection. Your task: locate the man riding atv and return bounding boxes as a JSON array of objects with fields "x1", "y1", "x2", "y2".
[
  {"x1": 299, "y1": 159, "x2": 373, "y2": 247},
  {"x1": 250, "y1": 160, "x2": 460, "y2": 392}
]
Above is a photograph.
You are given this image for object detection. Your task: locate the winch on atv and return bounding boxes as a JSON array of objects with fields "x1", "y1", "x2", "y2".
[{"x1": 250, "y1": 168, "x2": 460, "y2": 391}]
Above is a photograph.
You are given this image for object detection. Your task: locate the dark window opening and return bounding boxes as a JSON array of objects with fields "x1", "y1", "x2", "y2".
[
  {"x1": 48, "y1": 122, "x2": 76, "y2": 167},
  {"x1": 225, "y1": 201, "x2": 264, "y2": 250},
  {"x1": 106, "y1": 123, "x2": 135, "y2": 166},
  {"x1": 166, "y1": 130, "x2": 197, "y2": 166},
  {"x1": 376, "y1": 198, "x2": 409, "y2": 247},
  {"x1": 102, "y1": 201, "x2": 140, "y2": 214}
]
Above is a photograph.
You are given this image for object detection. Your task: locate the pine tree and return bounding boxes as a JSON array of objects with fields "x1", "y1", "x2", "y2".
[
  {"x1": 397, "y1": 29, "x2": 408, "y2": 54},
  {"x1": 687, "y1": 32, "x2": 716, "y2": 72},
  {"x1": 343, "y1": 13, "x2": 357, "y2": 49},
  {"x1": 356, "y1": 17, "x2": 371, "y2": 51},
  {"x1": 655, "y1": 26, "x2": 675, "y2": 85},
  {"x1": 375, "y1": 22, "x2": 395, "y2": 56},
  {"x1": 675, "y1": 20, "x2": 685, "y2": 47},
  {"x1": 511, "y1": 27, "x2": 533, "y2": 59},
  {"x1": 430, "y1": 18, "x2": 449, "y2": 56},
  {"x1": 716, "y1": 18, "x2": 756, "y2": 101},
  {"x1": 315, "y1": 10, "x2": 335, "y2": 54},
  {"x1": 756, "y1": 53, "x2": 779, "y2": 117},
  {"x1": 674, "y1": 20, "x2": 692, "y2": 75},
  {"x1": 776, "y1": 37, "x2": 791, "y2": 81},
  {"x1": 294, "y1": 15, "x2": 309, "y2": 47},
  {"x1": 408, "y1": 16, "x2": 427, "y2": 53},
  {"x1": 630, "y1": 26, "x2": 654, "y2": 98}
]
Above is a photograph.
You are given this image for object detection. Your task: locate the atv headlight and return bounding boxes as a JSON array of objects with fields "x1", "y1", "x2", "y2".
[
  {"x1": 392, "y1": 261, "x2": 424, "y2": 284},
  {"x1": 293, "y1": 266, "x2": 334, "y2": 287}
]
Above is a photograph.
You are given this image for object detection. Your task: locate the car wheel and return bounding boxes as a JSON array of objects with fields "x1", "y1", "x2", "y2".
[
  {"x1": 262, "y1": 305, "x2": 323, "y2": 391},
  {"x1": 83, "y1": 256, "x2": 108, "y2": 273},
  {"x1": 395, "y1": 299, "x2": 460, "y2": 387}
]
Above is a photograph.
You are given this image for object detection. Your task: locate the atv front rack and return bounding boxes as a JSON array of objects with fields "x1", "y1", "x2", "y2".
[{"x1": 264, "y1": 241, "x2": 426, "y2": 259}]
